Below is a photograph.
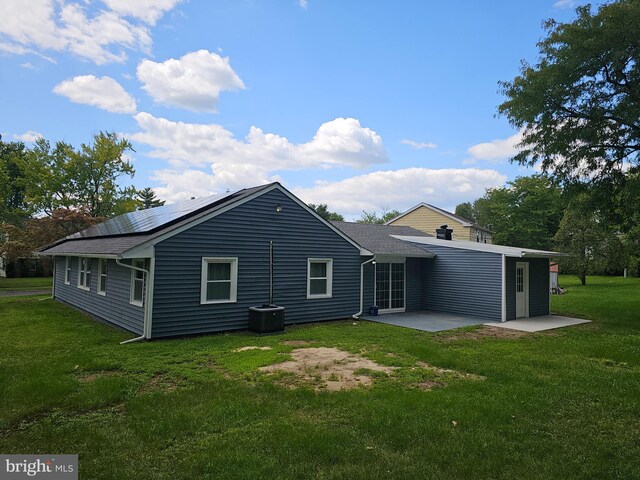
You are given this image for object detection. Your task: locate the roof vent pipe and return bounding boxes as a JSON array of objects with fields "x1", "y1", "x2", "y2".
[{"x1": 436, "y1": 224, "x2": 453, "y2": 240}]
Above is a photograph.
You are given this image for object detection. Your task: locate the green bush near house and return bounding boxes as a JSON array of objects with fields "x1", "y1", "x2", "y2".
[{"x1": 0, "y1": 275, "x2": 638, "y2": 479}]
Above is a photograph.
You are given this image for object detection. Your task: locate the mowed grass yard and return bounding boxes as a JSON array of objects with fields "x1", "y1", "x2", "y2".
[
  {"x1": 1, "y1": 275, "x2": 639, "y2": 479},
  {"x1": 0, "y1": 276, "x2": 52, "y2": 291}
]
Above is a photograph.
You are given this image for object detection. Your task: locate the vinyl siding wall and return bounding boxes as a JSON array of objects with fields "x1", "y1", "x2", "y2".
[
  {"x1": 505, "y1": 257, "x2": 550, "y2": 320},
  {"x1": 417, "y1": 244, "x2": 503, "y2": 321},
  {"x1": 53, "y1": 256, "x2": 144, "y2": 334},
  {"x1": 151, "y1": 189, "x2": 361, "y2": 337},
  {"x1": 361, "y1": 257, "x2": 426, "y2": 313},
  {"x1": 388, "y1": 206, "x2": 468, "y2": 240}
]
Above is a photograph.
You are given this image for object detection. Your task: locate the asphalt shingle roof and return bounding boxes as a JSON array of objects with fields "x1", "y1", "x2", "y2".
[{"x1": 331, "y1": 221, "x2": 434, "y2": 257}]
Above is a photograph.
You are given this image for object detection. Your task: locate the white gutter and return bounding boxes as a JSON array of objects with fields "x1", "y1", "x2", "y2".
[
  {"x1": 352, "y1": 256, "x2": 376, "y2": 319},
  {"x1": 116, "y1": 257, "x2": 153, "y2": 344}
]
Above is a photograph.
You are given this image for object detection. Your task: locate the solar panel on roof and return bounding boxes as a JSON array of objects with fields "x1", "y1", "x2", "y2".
[{"x1": 66, "y1": 194, "x2": 223, "y2": 239}]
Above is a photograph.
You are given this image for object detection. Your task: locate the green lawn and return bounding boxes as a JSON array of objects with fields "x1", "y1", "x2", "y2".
[
  {"x1": 0, "y1": 276, "x2": 52, "y2": 291},
  {"x1": 1, "y1": 275, "x2": 639, "y2": 479}
]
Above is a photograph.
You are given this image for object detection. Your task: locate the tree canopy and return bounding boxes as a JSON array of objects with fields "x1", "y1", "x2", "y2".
[
  {"x1": 498, "y1": 0, "x2": 640, "y2": 184},
  {"x1": 308, "y1": 203, "x2": 344, "y2": 222},
  {"x1": 356, "y1": 209, "x2": 402, "y2": 224},
  {"x1": 20, "y1": 131, "x2": 137, "y2": 218},
  {"x1": 137, "y1": 188, "x2": 166, "y2": 210},
  {"x1": 0, "y1": 136, "x2": 29, "y2": 225},
  {"x1": 457, "y1": 174, "x2": 565, "y2": 250},
  {"x1": 454, "y1": 202, "x2": 477, "y2": 223}
]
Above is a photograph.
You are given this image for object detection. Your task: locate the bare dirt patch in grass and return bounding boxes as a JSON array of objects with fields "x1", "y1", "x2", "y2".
[
  {"x1": 234, "y1": 346, "x2": 272, "y2": 352},
  {"x1": 282, "y1": 340, "x2": 312, "y2": 346},
  {"x1": 74, "y1": 370, "x2": 122, "y2": 383},
  {"x1": 438, "y1": 325, "x2": 530, "y2": 341},
  {"x1": 414, "y1": 361, "x2": 485, "y2": 381},
  {"x1": 137, "y1": 374, "x2": 180, "y2": 394},
  {"x1": 417, "y1": 380, "x2": 444, "y2": 391},
  {"x1": 260, "y1": 347, "x2": 395, "y2": 391}
]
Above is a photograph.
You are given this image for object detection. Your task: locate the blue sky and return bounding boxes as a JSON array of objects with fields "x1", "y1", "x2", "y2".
[{"x1": 1, "y1": 0, "x2": 591, "y2": 218}]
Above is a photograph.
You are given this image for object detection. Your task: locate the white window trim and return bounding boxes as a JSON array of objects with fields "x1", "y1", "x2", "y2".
[
  {"x1": 307, "y1": 258, "x2": 333, "y2": 299},
  {"x1": 77, "y1": 257, "x2": 90, "y2": 291},
  {"x1": 64, "y1": 256, "x2": 71, "y2": 285},
  {"x1": 97, "y1": 258, "x2": 107, "y2": 296},
  {"x1": 200, "y1": 257, "x2": 238, "y2": 305},
  {"x1": 130, "y1": 259, "x2": 145, "y2": 307}
]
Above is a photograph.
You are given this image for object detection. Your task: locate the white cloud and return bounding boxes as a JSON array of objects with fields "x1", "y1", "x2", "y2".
[
  {"x1": 53, "y1": 75, "x2": 137, "y2": 113},
  {"x1": 465, "y1": 130, "x2": 523, "y2": 163},
  {"x1": 400, "y1": 139, "x2": 437, "y2": 150},
  {"x1": 299, "y1": 0, "x2": 309, "y2": 9},
  {"x1": 0, "y1": 0, "x2": 164, "y2": 64},
  {"x1": 13, "y1": 131, "x2": 43, "y2": 143},
  {"x1": 293, "y1": 168, "x2": 507, "y2": 218},
  {"x1": 553, "y1": 0, "x2": 576, "y2": 8},
  {"x1": 20, "y1": 62, "x2": 35, "y2": 69},
  {"x1": 137, "y1": 50, "x2": 245, "y2": 112},
  {"x1": 132, "y1": 112, "x2": 385, "y2": 169},
  {"x1": 102, "y1": 0, "x2": 183, "y2": 25},
  {"x1": 131, "y1": 113, "x2": 387, "y2": 201}
]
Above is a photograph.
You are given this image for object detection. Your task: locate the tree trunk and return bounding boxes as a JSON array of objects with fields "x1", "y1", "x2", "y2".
[{"x1": 580, "y1": 273, "x2": 586, "y2": 285}]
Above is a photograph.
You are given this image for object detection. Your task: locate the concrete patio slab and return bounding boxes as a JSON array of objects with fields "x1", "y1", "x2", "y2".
[
  {"x1": 484, "y1": 315, "x2": 591, "y2": 332},
  {"x1": 362, "y1": 310, "x2": 494, "y2": 332}
]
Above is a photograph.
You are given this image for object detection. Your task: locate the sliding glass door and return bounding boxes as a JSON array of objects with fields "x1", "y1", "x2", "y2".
[{"x1": 375, "y1": 262, "x2": 405, "y2": 313}]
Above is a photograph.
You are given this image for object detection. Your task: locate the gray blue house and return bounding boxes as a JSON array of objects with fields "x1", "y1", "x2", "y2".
[{"x1": 40, "y1": 183, "x2": 558, "y2": 340}]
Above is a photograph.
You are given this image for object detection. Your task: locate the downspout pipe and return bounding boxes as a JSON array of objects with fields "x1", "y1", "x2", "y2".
[
  {"x1": 352, "y1": 256, "x2": 376, "y2": 319},
  {"x1": 116, "y1": 257, "x2": 151, "y2": 344}
]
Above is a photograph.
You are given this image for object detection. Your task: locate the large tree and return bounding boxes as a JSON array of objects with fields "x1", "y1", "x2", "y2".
[
  {"x1": 308, "y1": 203, "x2": 344, "y2": 221},
  {"x1": 0, "y1": 209, "x2": 103, "y2": 275},
  {"x1": 356, "y1": 208, "x2": 402, "y2": 224},
  {"x1": 553, "y1": 193, "x2": 624, "y2": 284},
  {"x1": 21, "y1": 132, "x2": 138, "y2": 218},
  {"x1": 70, "y1": 131, "x2": 137, "y2": 217},
  {"x1": 0, "y1": 136, "x2": 29, "y2": 225},
  {"x1": 454, "y1": 202, "x2": 477, "y2": 223},
  {"x1": 470, "y1": 174, "x2": 565, "y2": 250},
  {"x1": 498, "y1": 0, "x2": 640, "y2": 184},
  {"x1": 137, "y1": 187, "x2": 166, "y2": 210},
  {"x1": 22, "y1": 138, "x2": 75, "y2": 215}
]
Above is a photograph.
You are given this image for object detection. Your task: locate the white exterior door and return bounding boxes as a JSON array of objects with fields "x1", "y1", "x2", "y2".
[
  {"x1": 375, "y1": 262, "x2": 406, "y2": 313},
  {"x1": 515, "y1": 262, "x2": 529, "y2": 318}
]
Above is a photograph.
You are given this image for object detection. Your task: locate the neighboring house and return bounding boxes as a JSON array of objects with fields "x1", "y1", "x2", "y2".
[
  {"x1": 0, "y1": 254, "x2": 51, "y2": 278},
  {"x1": 385, "y1": 203, "x2": 493, "y2": 243},
  {"x1": 39, "y1": 183, "x2": 558, "y2": 340}
]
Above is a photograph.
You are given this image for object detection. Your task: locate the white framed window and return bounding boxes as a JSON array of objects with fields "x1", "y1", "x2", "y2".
[
  {"x1": 64, "y1": 257, "x2": 71, "y2": 285},
  {"x1": 97, "y1": 258, "x2": 107, "y2": 296},
  {"x1": 201, "y1": 257, "x2": 238, "y2": 304},
  {"x1": 77, "y1": 257, "x2": 91, "y2": 291},
  {"x1": 307, "y1": 258, "x2": 333, "y2": 299},
  {"x1": 130, "y1": 259, "x2": 145, "y2": 307}
]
